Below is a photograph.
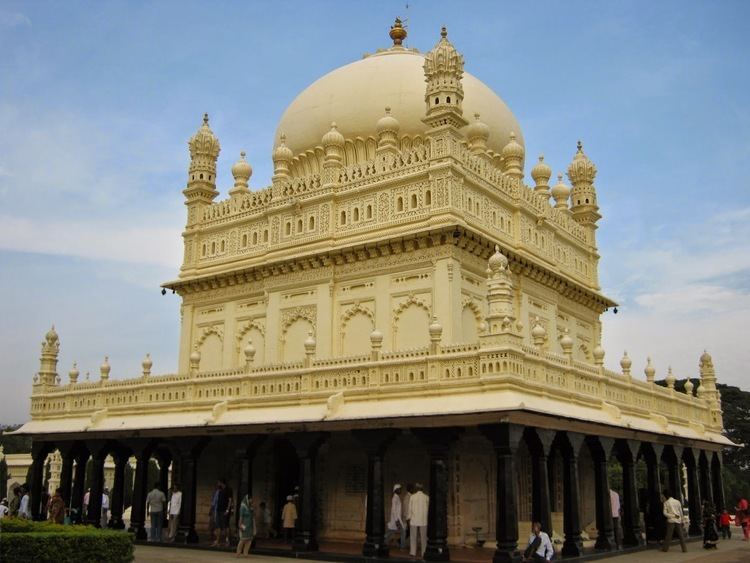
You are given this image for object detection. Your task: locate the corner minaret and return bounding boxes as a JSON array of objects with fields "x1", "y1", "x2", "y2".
[
  {"x1": 422, "y1": 27, "x2": 468, "y2": 130},
  {"x1": 184, "y1": 113, "x2": 220, "y2": 227},
  {"x1": 480, "y1": 246, "x2": 521, "y2": 347},
  {"x1": 699, "y1": 350, "x2": 723, "y2": 428},
  {"x1": 36, "y1": 325, "x2": 60, "y2": 389},
  {"x1": 567, "y1": 141, "x2": 601, "y2": 228}
]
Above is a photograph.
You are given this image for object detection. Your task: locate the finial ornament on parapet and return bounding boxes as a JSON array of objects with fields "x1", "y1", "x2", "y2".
[
  {"x1": 304, "y1": 331, "x2": 317, "y2": 367},
  {"x1": 665, "y1": 366, "x2": 676, "y2": 389},
  {"x1": 189, "y1": 349, "x2": 201, "y2": 375},
  {"x1": 551, "y1": 173, "x2": 571, "y2": 210},
  {"x1": 69, "y1": 362, "x2": 79, "y2": 385},
  {"x1": 501, "y1": 132, "x2": 524, "y2": 181},
  {"x1": 100, "y1": 356, "x2": 111, "y2": 381},
  {"x1": 370, "y1": 329, "x2": 384, "y2": 361},
  {"x1": 531, "y1": 317, "x2": 547, "y2": 349},
  {"x1": 229, "y1": 151, "x2": 252, "y2": 198},
  {"x1": 429, "y1": 316, "x2": 443, "y2": 354},
  {"x1": 244, "y1": 339, "x2": 256, "y2": 372},
  {"x1": 272, "y1": 132, "x2": 293, "y2": 183},
  {"x1": 389, "y1": 17, "x2": 407, "y2": 46},
  {"x1": 376, "y1": 107, "x2": 401, "y2": 154},
  {"x1": 482, "y1": 246, "x2": 520, "y2": 342},
  {"x1": 644, "y1": 356, "x2": 655, "y2": 383},
  {"x1": 322, "y1": 122, "x2": 345, "y2": 186},
  {"x1": 466, "y1": 113, "x2": 490, "y2": 156},
  {"x1": 531, "y1": 155, "x2": 552, "y2": 200},
  {"x1": 141, "y1": 353, "x2": 153, "y2": 377},
  {"x1": 620, "y1": 351, "x2": 632, "y2": 377}
]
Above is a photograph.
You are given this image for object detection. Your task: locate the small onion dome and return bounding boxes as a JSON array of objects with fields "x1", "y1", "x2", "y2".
[
  {"x1": 531, "y1": 154, "x2": 552, "y2": 186},
  {"x1": 69, "y1": 362, "x2": 80, "y2": 383},
  {"x1": 100, "y1": 356, "x2": 111, "y2": 379},
  {"x1": 684, "y1": 378, "x2": 694, "y2": 395},
  {"x1": 644, "y1": 357, "x2": 656, "y2": 381},
  {"x1": 666, "y1": 366, "x2": 676, "y2": 389},
  {"x1": 567, "y1": 140, "x2": 596, "y2": 186},
  {"x1": 466, "y1": 113, "x2": 490, "y2": 145},
  {"x1": 696, "y1": 382, "x2": 705, "y2": 398},
  {"x1": 531, "y1": 319, "x2": 547, "y2": 340},
  {"x1": 321, "y1": 122, "x2": 345, "y2": 149},
  {"x1": 560, "y1": 329, "x2": 574, "y2": 353},
  {"x1": 389, "y1": 17, "x2": 407, "y2": 46},
  {"x1": 45, "y1": 325, "x2": 59, "y2": 345},
  {"x1": 551, "y1": 173, "x2": 571, "y2": 209},
  {"x1": 304, "y1": 330, "x2": 317, "y2": 353},
  {"x1": 376, "y1": 107, "x2": 400, "y2": 136},
  {"x1": 488, "y1": 244, "x2": 509, "y2": 273},
  {"x1": 593, "y1": 345, "x2": 605, "y2": 364},
  {"x1": 273, "y1": 133, "x2": 294, "y2": 162},
  {"x1": 620, "y1": 351, "x2": 632, "y2": 372},
  {"x1": 429, "y1": 316, "x2": 443, "y2": 339},
  {"x1": 370, "y1": 329, "x2": 384, "y2": 346},
  {"x1": 244, "y1": 340, "x2": 256, "y2": 361},
  {"x1": 700, "y1": 349, "x2": 713, "y2": 367},
  {"x1": 189, "y1": 113, "x2": 220, "y2": 160},
  {"x1": 142, "y1": 353, "x2": 153, "y2": 373},
  {"x1": 231, "y1": 151, "x2": 252, "y2": 185},
  {"x1": 190, "y1": 350, "x2": 201, "y2": 363},
  {"x1": 501, "y1": 131, "x2": 524, "y2": 161}
]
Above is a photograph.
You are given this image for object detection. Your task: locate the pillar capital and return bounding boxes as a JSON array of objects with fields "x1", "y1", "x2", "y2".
[{"x1": 479, "y1": 422, "x2": 524, "y2": 453}]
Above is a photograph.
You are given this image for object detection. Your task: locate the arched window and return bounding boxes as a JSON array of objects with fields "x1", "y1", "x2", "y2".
[
  {"x1": 353, "y1": 208, "x2": 360, "y2": 221},
  {"x1": 425, "y1": 190, "x2": 432, "y2": 206},
  {"x1": 202, "y1": 244, "x2": 207, "y2": 256},
  {"x1": 309, "y1": 216, "x2": 315, "y2": 230},
  {"x1": 220, "y1": 240, "x2": 225, "y2": 252},
  {"x1": 397, "y1": 197, "x2": 403, "y2": 212},
  {"x1": 446, "y1": 96, "x2": 451, "y2": 104},
  {"x1": 285, "y1": 222, "x2": 291, "y2": 236},
  {"x1": 340, "y1": 210, "x2": 347, "y2": 224},
  {"x1": 366, "y1": 204, "x2": 373, "y2": 219},
  {"x1": 435, "y1": 97, "x2": 439, "y2": 105},
  {"x1": 252, "y1": 232, "x2": 258, "y2": 245},
  {"x1": 410, "y1": 194, "x2": 417, "y2": 209},
  {"x1": 211, "y1": 242, "x2": 216, "y2": 254},
  {"x1": 241, "y1": 234, "x2": 248, "y2": 247},
  {"x1": 297, "y1": 219, "x2": 303, "y2": 233},
  {"x1": 263, "y1": 230, "x2": 268, "y2": 242}
]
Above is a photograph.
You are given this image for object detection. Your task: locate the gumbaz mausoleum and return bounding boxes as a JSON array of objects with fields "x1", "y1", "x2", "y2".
[{"x1": 16, "y1": 20, "x2": 731, "y2": 562}]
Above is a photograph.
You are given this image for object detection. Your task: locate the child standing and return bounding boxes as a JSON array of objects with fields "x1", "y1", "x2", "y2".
[{"x1": 720, "y1": 509, "x2": 732, "y2": 539}]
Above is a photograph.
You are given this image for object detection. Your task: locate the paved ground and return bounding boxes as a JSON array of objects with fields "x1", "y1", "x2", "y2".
[{"x1": 134, "y1": 535, "x2": 750, "y2": 563}]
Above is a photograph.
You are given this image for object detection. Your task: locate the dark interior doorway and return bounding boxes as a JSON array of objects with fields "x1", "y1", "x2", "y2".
[{"x1": 273, "y1": 439, "x2": 299, "y2": 532}]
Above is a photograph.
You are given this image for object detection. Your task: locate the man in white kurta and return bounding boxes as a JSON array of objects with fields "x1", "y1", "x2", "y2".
[
  {"x1": 385, "y1": 484, "x2": 405, "y2": 548},
  {"x1": 409, "y1": 483, "x2": 429, "y2": 557}
]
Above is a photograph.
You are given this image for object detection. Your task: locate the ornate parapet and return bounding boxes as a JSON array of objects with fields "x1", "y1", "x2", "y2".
[{"x1": 28, "y1": 340, "x2": 721, "y2": 438}]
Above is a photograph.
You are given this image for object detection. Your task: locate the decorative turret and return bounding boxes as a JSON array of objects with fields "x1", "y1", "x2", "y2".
[
  {"x1": 428, "y1": 316, "x2": 443, "y2": 354},
  {"x1": 567, "y1": 141, "x2": 601, "y2": 227},
  {"x1": 376, "y1": 107, "x2": 400, "y2": 155},
  {"x1": 422, "y1": 27, "x2": 468, "y2": 129},
  {"x1": 100, "y1": 356, "x2": 111, "y2": 381},
  {"x1": 551, "y1": 174, "x2": 571, "y2": 210},
  {"x1": 141, "y1": 353, "x2": 153, "y2": 377},
  {"x1": 501, "y1": 132, "x2": 524, "y2": 180},
  {"x1": 620, "y1": 351, "x2": 632, "y2": 377},
  {"x1": 68, "y1": 362, "x2": 79, "y2": 385},
  {"x1": 272, "y1": 133, "x2": 293, "y2": 183},
  {"x1": 322, "y1": 122, "x2": 345, "y2": 185},
  {"x1": 183, "y1": 113, "x2": 220, "y2": 225},
  {"x1": 304, "y1": 331, "x2": 317, "y2": 367},
  {"x1": 36, "y1": 325, "x2": 60, "y2": 387},
  {"x1": 370, "y1": 329, "x2": 383, "y2": 361},
  {"x1": 466, "y1": 113, "x2": 490, "y2": 156},
  {"x1": 593, "y1": 345, "x2": 605, "y2": 368},
  {"x1": 684, "y1": 378, "x2": 694, "y2": 396},
  {"x1": 189, "y1": 349, "x2": 201, "y2": 375},
  {"x1": 531, "y1": 317, "x2": 547, "y2": 349},
  {"x1": 665, "y1": 366, "x2": 676, "y2": 389},
  {"x1": 699, "y1": 350, "x2": 722, "y2": 427},
  {"x1": 244, "y1": 339, "x2": 256, "y2": 371},
  {"x1": 531, "y1": 155, "x2": 552, "y2": 200},
  {"x1": 560, "y1": 329, "x2": 573, "y2": 360},
  {"x1": 481, "y1": 246, "x2": 519, "y2": 344},
  {"x1": 228, "y1": 151, "x2": 252, "y2": 198}
]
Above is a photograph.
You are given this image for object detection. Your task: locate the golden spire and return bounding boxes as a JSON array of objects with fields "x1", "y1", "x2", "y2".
[{"x1": 389, "y1": 17, "x2": 407, "y2": 46}]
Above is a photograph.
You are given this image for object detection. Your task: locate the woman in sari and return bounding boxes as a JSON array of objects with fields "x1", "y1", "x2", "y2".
[
  {"x1": 236, "y1": 494, "x2": 255, "y2": 557},
  {"x1": 702, "y1": 501, "x2": 718, "y2": 549}
]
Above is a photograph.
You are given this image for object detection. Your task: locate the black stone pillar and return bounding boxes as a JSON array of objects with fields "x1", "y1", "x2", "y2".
[
  {"x1": 70, "y1": 449, "x2": 89, "y2": 523},
  {"x1": 529, "y1": 428, "x2": 555, "y2": 535},
  {"x1": 128, "y1": 449, "x2": 150, "y2": 540},
  {"x1": 29, "y1": 442, "x2": 48, "y2": 520},
  {"x1": 665, "y1": 446, "x2": 684, "y2": 506},
  {"x1": 699, "y1": 452, "x2": 714, "y2": 508},
  {"x1": 684, "y1": 449, "x2": 702, "y2": 536},
  {"x1": 561, "y1": 432, "x2": 584, "y2": 558},
  {"x1": 353, "y1": 429, "x2": 399, "y2": 558},
  {"x1": 617, "y1": 440, "x2": 644, "y2": 547},
  {"x1": 176, "y1": 437, "x2": 208, "y2": 544},
  {"x1": 291, "y1": 433, "x2": 327, "y2": 552},
  {"x1": 233, "y1": 437, "x2": 264, "y2": 534},
  {"x1": 481, "y1": 423, "x2": 524, "y2": 563},
  {"x1": 645, "y1": 443, "x2": 664, "y2": 543},
  {"x1": 710, "y1": 453, "x2": 725, "y2": 512},
  {"x1": 86, "y1": 445, "x2": 106, "y2": 527},
  {"x1": 58, "y1": 447, "x2": 75, "y2": 509},
  {"x1": 108, "y1": 449, "x2": 129, "y2": 529},
  {"x1": 588, "y1": 436, "x2": 615, "y2": 551}
]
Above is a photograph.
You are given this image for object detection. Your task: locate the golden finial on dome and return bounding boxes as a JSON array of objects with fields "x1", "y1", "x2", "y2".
[
  {"x1": 441, "y1": 26, "x2": 448, "y2": 38},
  {"x1": 389, "y1": 17, "x2": 407, "y2": 46},
  {"x1": 203, "y1": 112, "x2": 209, "y2": 125}
]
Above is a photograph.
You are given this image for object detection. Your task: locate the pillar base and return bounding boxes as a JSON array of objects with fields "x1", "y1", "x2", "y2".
[
  {"x1": 424, "y1": 544, "x2": 450, "y2": 561},
  {"x1": 128, "y1": 523, "x2": 148, "y2": 541},
  {"x1": 176, "y1": 526, "x2": 199, "y2": 544},
  {"x1": 491, "y1": 546, "x2": 521, "y2": 563},
  {"x1": 562, "y1": 536, "x2": 583, "y2": 558},
  {"x1": 108, "y1": 517, "x2": 125, "y2": 530},
  {"x1": 594, "y1": 536, "x2": 615, "y2": 551},
  {"x1": 688, "y1": 523, "x2": 703, "y2": 537},
  {"x1": 362, "y1": 540, "x2": 389, "y2": 558},
  {"x1": 292, "y1": 534, "x2": 319, "y2": 552}
]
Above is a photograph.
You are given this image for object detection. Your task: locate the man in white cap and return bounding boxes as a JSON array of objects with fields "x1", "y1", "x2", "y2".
[
  {"x1": 281, "y1": 494, "x2": 297, "y2": 542},
  {"x1": 385, "y1": 484, "x2": 405, "y2": 549}
]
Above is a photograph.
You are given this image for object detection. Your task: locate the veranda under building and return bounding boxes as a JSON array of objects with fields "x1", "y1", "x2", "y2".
[{"x1": 15, "y1": 20, "x2": 731, "y2": 563}]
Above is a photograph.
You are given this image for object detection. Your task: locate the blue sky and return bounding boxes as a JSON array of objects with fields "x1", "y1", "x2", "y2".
[{"x1": 1, "y1": 1, "x2": 748, "y2": 423}]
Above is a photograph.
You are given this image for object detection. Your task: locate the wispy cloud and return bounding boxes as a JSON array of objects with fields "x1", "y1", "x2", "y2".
[{"x1": 0, "y1": 11, "x2": 31, "y2": 28}]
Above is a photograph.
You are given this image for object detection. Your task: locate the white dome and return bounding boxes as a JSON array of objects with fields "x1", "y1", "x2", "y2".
[{"x1": 275, "y1": 48, "x2": 523, "y2": 157}]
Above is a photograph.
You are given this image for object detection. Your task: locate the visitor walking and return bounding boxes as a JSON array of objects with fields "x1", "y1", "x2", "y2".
[
  {"x1": 719, "y1": 509, "x2": 732, "y2": 539},
  {"x1": 523, "y1": 521, "x2": 554, "y2": 562},
  {"x1": 167, "y1": 483, "x2": 182, "y2": 542},
  {"x1": 0, "y1": 498, "x2": 9, "y2": 519},
  {"x1": 281, "y1": 495, "x2": 297, "y2": 542},
  {"x1": 702, "y1": 501, "x2": 718, "y2": 549},
  {"x1": 385, "y1": 484, "x2": 406, "y2": 548},
  {"x1": 146, "y1": 482, "x2": 167, "y2": 542},
  {"x1": 236, "y1": 494, "x2": 255, "y2": 557},
  {"x1": 101, "y1": 488, "x2": 110, "y2": 527},
  {"x1": 82, "y1": 487, "x2": 90, "y2": 521},
  {"x1": 402, "y1": 483, "x2": 412, "y2": 543},
  {"x1": 19, "y1": 486, "x2": 31, "y2": 519},
  {"x1": 209, "y1": 482, "x2": 220, "y2": 544},
  {"x1": 48, "y1": 487, "x2": 65, "y2": 524},
  {"x1": 8, "y1": 486, "x2": 20, "y2": 517},
  {"x1": 610, "y1": 488, "x2": 622, "y2": 549},
  {"x1": 736, "y1": 497, "x2": 750, "y2": 540},
  {"x1": 661, "y1": 489, "x2": 687, "y2": 552},
  {"x1": 409, "y1": 483, "x2": 429, "y2": 558},
  {"x1": 211, "y1": 478, "x2": 233, "y2": 547}
]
